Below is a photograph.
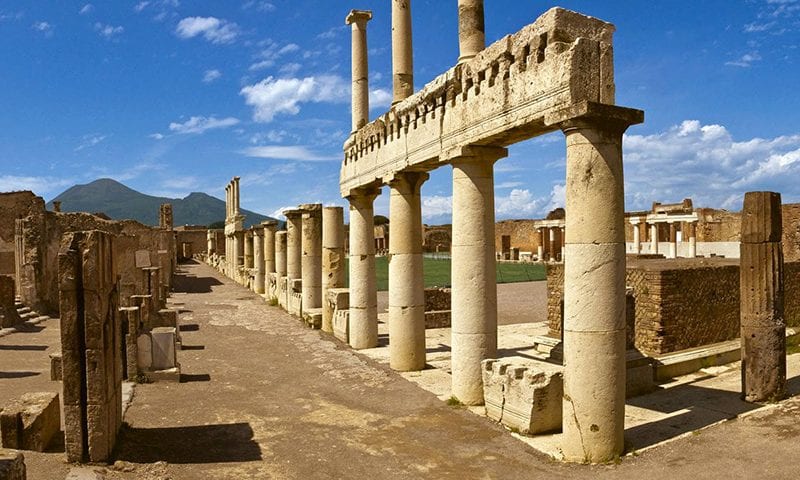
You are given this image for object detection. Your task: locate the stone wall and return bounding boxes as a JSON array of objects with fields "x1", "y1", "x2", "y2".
[
  {"x1": 422, "y1": 224, "x2": 452, "y2": 253},
  {"x1": 0, "y1": 191, "x2": 44, "y2": 276},
  {"x1": 495, "y1": 220, "x2": 539, "y2": 253},
  {"x1": 783, "y1": 204, "x2": 800, "y2": 262},
  {"x1": 548, "y1": 258, "x2": 800, "y2": 356},
  {"x1": 175, "y1": 229, "x2": 207, "y2": 259}
]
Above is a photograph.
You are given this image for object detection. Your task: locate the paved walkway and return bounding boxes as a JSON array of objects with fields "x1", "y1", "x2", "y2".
[{"x1": 3, "y1": 260, "x2": 800, "y2": 479}]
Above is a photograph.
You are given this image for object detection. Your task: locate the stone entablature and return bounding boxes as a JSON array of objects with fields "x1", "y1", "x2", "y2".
[{"x1": 341, "y1": 7, "x2": 617, "y2": 195}]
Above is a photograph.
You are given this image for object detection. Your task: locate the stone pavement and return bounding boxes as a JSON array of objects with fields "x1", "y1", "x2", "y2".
[{"x1": 3, "y1": 260, "x2": 800, "y2": 479}]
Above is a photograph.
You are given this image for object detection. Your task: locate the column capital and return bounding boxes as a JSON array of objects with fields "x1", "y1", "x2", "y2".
[
  {"x1": 283, "y1": 208, "x2": 303, "y2": 220},
  {"x1": 441, "y1": 144, "x2": 508, "y2": 164},
  {"x1": 251, "y1": 227, "x2": 264, "y2": 237},
  {"x1": 386, "y1": 170, "x2": 429, "y2": 191},
  {"x1": 261, "y1": 220, "x2": 279, "y2": 231},
  {"x1": 546, "y1": 101, "x2": 644, "y2": 135},
  {"x1": 346, "y1": 185, "x2": 381, "y2": 204},
  {"x1": 346, "y1": 9, "x2": 373, "y2": 25}
]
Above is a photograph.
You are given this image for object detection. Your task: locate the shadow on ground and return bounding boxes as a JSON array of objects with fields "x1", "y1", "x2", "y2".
[
  {"x1": 0, "y1": 371, "x2": 41, "y2": 379},
  {"x1": 115, "y1": 423, "x2": 262, "y2": 464},
  {"x1": 172, "y1": 262, "x2": 224, "y2": 294}
]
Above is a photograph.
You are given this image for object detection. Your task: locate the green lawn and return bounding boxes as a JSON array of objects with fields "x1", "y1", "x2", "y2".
[{"x1": 344, "y1": 257, "x2": 546, "y2": 291}]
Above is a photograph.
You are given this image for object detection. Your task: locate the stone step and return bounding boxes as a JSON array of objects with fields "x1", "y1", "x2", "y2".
[{"x1": 16, "y1": 306, "x2": 31, "y2": 315}]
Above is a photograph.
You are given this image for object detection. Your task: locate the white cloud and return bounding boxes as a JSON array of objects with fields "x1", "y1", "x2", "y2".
[
  {"x1": 278, "y1": 63, "x2": 302, "y2": 75},
  {"x1": 79, "y1": 4, "x2": 94, "y2": 15},
  {"x1": 422, "y1": 195, "x2": 453, "y2": 220},
  {"x1": 75, "y1": 134, "x2": 108, "y2": 151},
  {"x1": 496, "y1": 181, "x2": 524, "y2": 189},
  {"x1": 134, "y1": 1, "x2": 151, "y2": 12},
  {"x1": 369, "y1": 89, "x2": 392, "y2": 110},
  {"x1": 168, "y1": 116, "x2": 240, "y2": 134},
  {"x1": 623, "y1": 120, "x2": 800, "y2": 209},
  {"x1": 243, "y1": 1, "x2": 276, "y2": 12},
  {"x1": 202, "y1": 69, "x2": 222, "y2": 83},
  {"x1": 496, "y1": 189, "x2": 542, "y2": 217},
  {"x1": 242, "y1": 145, "x2": 338, "y2": 162},
  {"x1": 32, "y1": 21, "x2": 54, "y2": 37},
  {"x1": 725, "y1": 51, "x2": 761, "y2": 67},
  {"x1": 240, "y1": 75, "x2": 349, "y2": 122},
  {"x1": 0, "y1": 175, "x2": 74, "y2": 197},
  {"x1": 248, "y1": 41, "x2": 301, "y2": 71},
  {"x1": 149, "y1": 133, "x2": 165, "y2": 140},
  {"x1": 94, "y1": 22, "x2": 124, "y2": 38},
  {"x1": 175, "y1": 16, "x2": 238, "y2": 44}
]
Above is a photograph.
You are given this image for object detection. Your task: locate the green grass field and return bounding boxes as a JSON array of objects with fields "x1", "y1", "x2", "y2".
[{"x1": 344, "y1": 256, "x2": 545, "y2": 291}]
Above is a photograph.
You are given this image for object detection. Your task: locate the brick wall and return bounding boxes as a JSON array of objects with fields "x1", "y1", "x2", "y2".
[{"x1": 495, "y1": 220, "x2": 540, "y2": 253}]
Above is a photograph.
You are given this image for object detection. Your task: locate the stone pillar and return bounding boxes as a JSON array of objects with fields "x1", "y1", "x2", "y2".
[
  {"x1": 263, "y1": 221, "x2": 278, "y2": 274},
  {"x1": 650, "y1": 223, "x2": 658, "y2": 255},
  {"x1": 348, "y1": 187, "x2": 381, "y2": 349},
  {"x1": 207, "y1": 230, "x2": 216, "y2": 255},
  {"x1": 232, "y1": 233, "x2": 242, "y2": 281},
  {"x1": 391, "y1": 0, "x2": 413, "y2": 104},
  {"x1": 346, "y1": 10, "x2": 373, "y2": 132},
  {"x1": 301, "y1": 204, "x2": 323, "y2": 311},
  {"x1": 253, "y1": 229, "x2": 265, "y2": 294},
  {"x1": 457, "y1": 0, "x2": 485, "y2": 64},
  {"x1": 668, "y1": 222, "x2": 677, "y2": 259},
  {"x1": 447, "y1": 145, "x2": 507, "y2": 405},
  {"x1": 560, "y1": 226, "x2": 566, "y2": 261},
  {"x1": 233, "y1": 176, "x2": 241, "y2": 216},
  {"x1": 322, "y1": 207, "x2": 345, "y2": 333},
  {"x1": 549, "y1": 228, "x2": 556, "y2": 262},
  {"x1": 632, "y1": 222, "x2": 641, "y2": 254},
  {"x1": 688, "y1": 222, "x2": 697, "y2": 258},
  {"x1": 225, "y1": 185, "x2": 230, "y2": 219},
  {"x1": 285, "y1": 209, "x2": 303, "y2": 281},
  {"x1": 275, "y1": 231, "x2": 288, "y2": 277},
  {"x1": 740, "y1": 191, "x2": 786, "y2": 403},
  {"x1": 244, "y1": 231, "x2": 254, "y2": 269},
  {"x1": 560, "y1": 119, "x2": 630, "y2": 463},
  {"x1": 388, "y1": 171, "x2": 429, "y2": 371},
  {"x1": 537, "y1": 228, "x2": 544, "y2": 261}
]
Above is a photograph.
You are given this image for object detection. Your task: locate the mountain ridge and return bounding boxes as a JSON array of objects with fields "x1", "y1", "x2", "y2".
[{"x1": 48, "y1": 178, "x2": 274, "y2": 228}]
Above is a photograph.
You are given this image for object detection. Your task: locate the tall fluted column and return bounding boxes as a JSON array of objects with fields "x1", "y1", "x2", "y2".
[
  {"x1": 688, "y1": 221, "x2": 697, "y2": 258},
  {"x1": 650, "y1": 223, "x2": 658, "y2": 255},
  {"x1": 346, "y1": 10, "x2": 373, "y2": 132},
  {"x1": 447, "y1": 145, "x2": 507, "y2": 405},
  {"x1": 632, "y1": 221, "x2": 641, "y2": 254},
  {"x1": 244, "y1": 231, "x2": 254, "y2": 269},
  {"x1": 253, "y1": 229, "x2": 265, "y2": 294},
  {"x1": 391, "y1": 0, "x2": 413, "y2": 104},
  {"x1": 388, "y1": 171, "x2": 429, "y2": 371},
  {"x1": 263, "y1": 220, "x2": 278, "y2": 274},
  {"x1": 233, "y1": 176, "x2": 241, "y2": 216},
  {"x1": 285, "y1": 209, "x2": 303, "y2": 281},
  {"x1": 322, "y1": 207, "x2": 345, "y2": 333},
  {"x1": 740, "y1": 191, "x2": 786, "y2": 402},
  {"x1": 457, "y1": 0, "x2": 485, "y2": 63},
  {"x1": 301, "y1": 204, "x2": 323, "y2": 312},
  {"x1": 233, "y1": 232, "x2": 244, "y2": 283},
  {"x1": 348, "y1": 187, "x2": 381, "y2": 349},
  {"x1": 561, "y1": 117, "x2": 632, "y2": 463}
]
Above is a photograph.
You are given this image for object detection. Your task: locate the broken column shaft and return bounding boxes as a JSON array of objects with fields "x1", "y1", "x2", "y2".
[
  {"x1": 322, "y1": 207, "x2": 345, "y2": 333},
  {"x1": 346, "y1": 10, "x2": 373, "y2": 132},
  {"x1": 285, "y1": 210, "x2": 303, "y2": 281},
  {"x1": 253, "y1": 229, "x2": 265, "y2": 294},
  {"x1": 263, "y1": 221, "x2": 278, "y2": 274},
  {"x1": 740, "y1": 191, "x2": 786, "y2": 403},
  {"x1": 301, "y1": 204, "x2": 323, "y2": 312}
]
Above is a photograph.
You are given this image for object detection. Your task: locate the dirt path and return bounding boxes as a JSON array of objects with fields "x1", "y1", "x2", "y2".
[{"x1": 4, "y1": 261, "x2": 800, "y2": 479}]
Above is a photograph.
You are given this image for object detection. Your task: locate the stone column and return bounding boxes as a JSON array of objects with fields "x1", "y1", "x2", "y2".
[
  {"x1": 233, "y1": 176, "x2": 241, "y2": 216},
  {"x1": 232, "y1": 233, "x2": 243, "y2": 281},
  {"x1": 244, "y1": 231, "x2": 254, "y2": 269},
  {"x1": 688, "y1": 222, "x2": 697, "y2": 258},
  {"x1": 275, "y1": 231, "x2": 288, "y2": 277},
  {"x1": 301, "y1": 204, "x2": 323, "y2": 312},
  {"x1": 207, "y1": 230, "x2": 216, "y2": 255},
  {"x1": 650, "y1": 223, "x2": 658, "y2": 255},
  {"x1": 391, "y1": 0, "x2": 413, "y2": 104},
  {"x1": 225, "y1": 185, "x2": 230, "y2": 219},
  {"x1": 537, "y1": 228, "x2": 544, "y2": 261},
  {"x1": 457, "y1": 0, "x2": 485, "y2": 64},
  {"x1": 560, "y1": 119, "x2": 630, "y2": 463},
  {"x1": 560, "y1": 226, "x2": 566, "y2": 261},
  {"x1": 447, "y1": 145, "x2": 507, "y2": 405},
  {"x1": 388, "y1": 171, "x2": 429, "y2": 371},
  {"x1": 632, "y1": 221, "x2": 641, "y2": 254},
  {"x1": 348, "y1": 187, "x2": 381, "y2": 349},
  {"x1": 322, "y1": 207, "x2": 345, "y2": 333},
  {"x1": 549, "y1": 228, "x2": 556, "y2": 262},
  {"x1": 668, "y1": 222, "x2": 677, "y2": 259},
  {"x1": 740, "y1": 191, "x2": 786, "y2": 402},
  {"x1": 263, "y1": 221, "x2": 278, "y2": 274},
  {"x1": 285, "y1": 209, "x2": 303, "y2": 281},
  {"x1": 346, "y1": 10, "x2": 373, "y2": 132},
  {"x1": 253, "y1": 229, "x2": 265, "y2": 294}
]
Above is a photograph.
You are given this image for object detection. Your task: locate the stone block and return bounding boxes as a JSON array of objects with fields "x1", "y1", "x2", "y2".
[
  {"x1": 0, "y1": 449, "x2": 26, "y2": 480},
  {"x1": 49, "y1": 353, "x2": 62, "y2": 381},
  {"x1": 151, "y1": 327, "x2": 177, "y2": 371},
  {"x1": 0, "y1": 277, "x2": 20, "y2": 329},
  {"x1": 482, "y1": 360, "x2": 563, "y2": 434},
  {"x1": 0, "y1": 392, "x2": 61, "y2": 452},
  {"x1": 333, "y1": 309, "x2": 350, "y2": 343},
  {"x1": 424, "y1": 310, "x2": 451, "y2": 329},
  {"x1": 156, "y1": 309, "x2": 178, "y2": 330},
  {"x1": 137, "y1": 334, "x2": 152, "y2": 371}
]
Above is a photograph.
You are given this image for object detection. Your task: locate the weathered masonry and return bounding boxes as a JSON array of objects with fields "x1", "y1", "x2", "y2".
[{"x1": 341, "y1": 4, "x2": 643, "y2": 462}]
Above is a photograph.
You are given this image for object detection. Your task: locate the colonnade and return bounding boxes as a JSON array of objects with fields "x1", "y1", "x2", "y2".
[
  {"x1": 534, "y1": 223, "x2": 566, "y2": 262},
  {"x1": 629, "y1": 216, "x2": 698, "y2": 258}
]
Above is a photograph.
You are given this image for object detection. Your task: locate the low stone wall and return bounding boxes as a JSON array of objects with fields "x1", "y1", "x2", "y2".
[
  {"x1": 548, "y1": 258, "x2": 800, "y2": 356},
  {"x1": 0, "y1": 392, "x2": 60, "y2": 452},
  {"x1": 0, "y1": 449, "x2": 26, "y2": 480}
]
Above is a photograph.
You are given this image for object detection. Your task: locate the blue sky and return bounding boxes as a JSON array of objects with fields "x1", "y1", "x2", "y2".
[{"x1": 0, "y1": 0, "x2": 798, "y2": 223}]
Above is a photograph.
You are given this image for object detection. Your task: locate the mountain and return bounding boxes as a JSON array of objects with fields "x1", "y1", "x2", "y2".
[{"x1": 47, "y1": 178, "x2": 275, "y2": 228}]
